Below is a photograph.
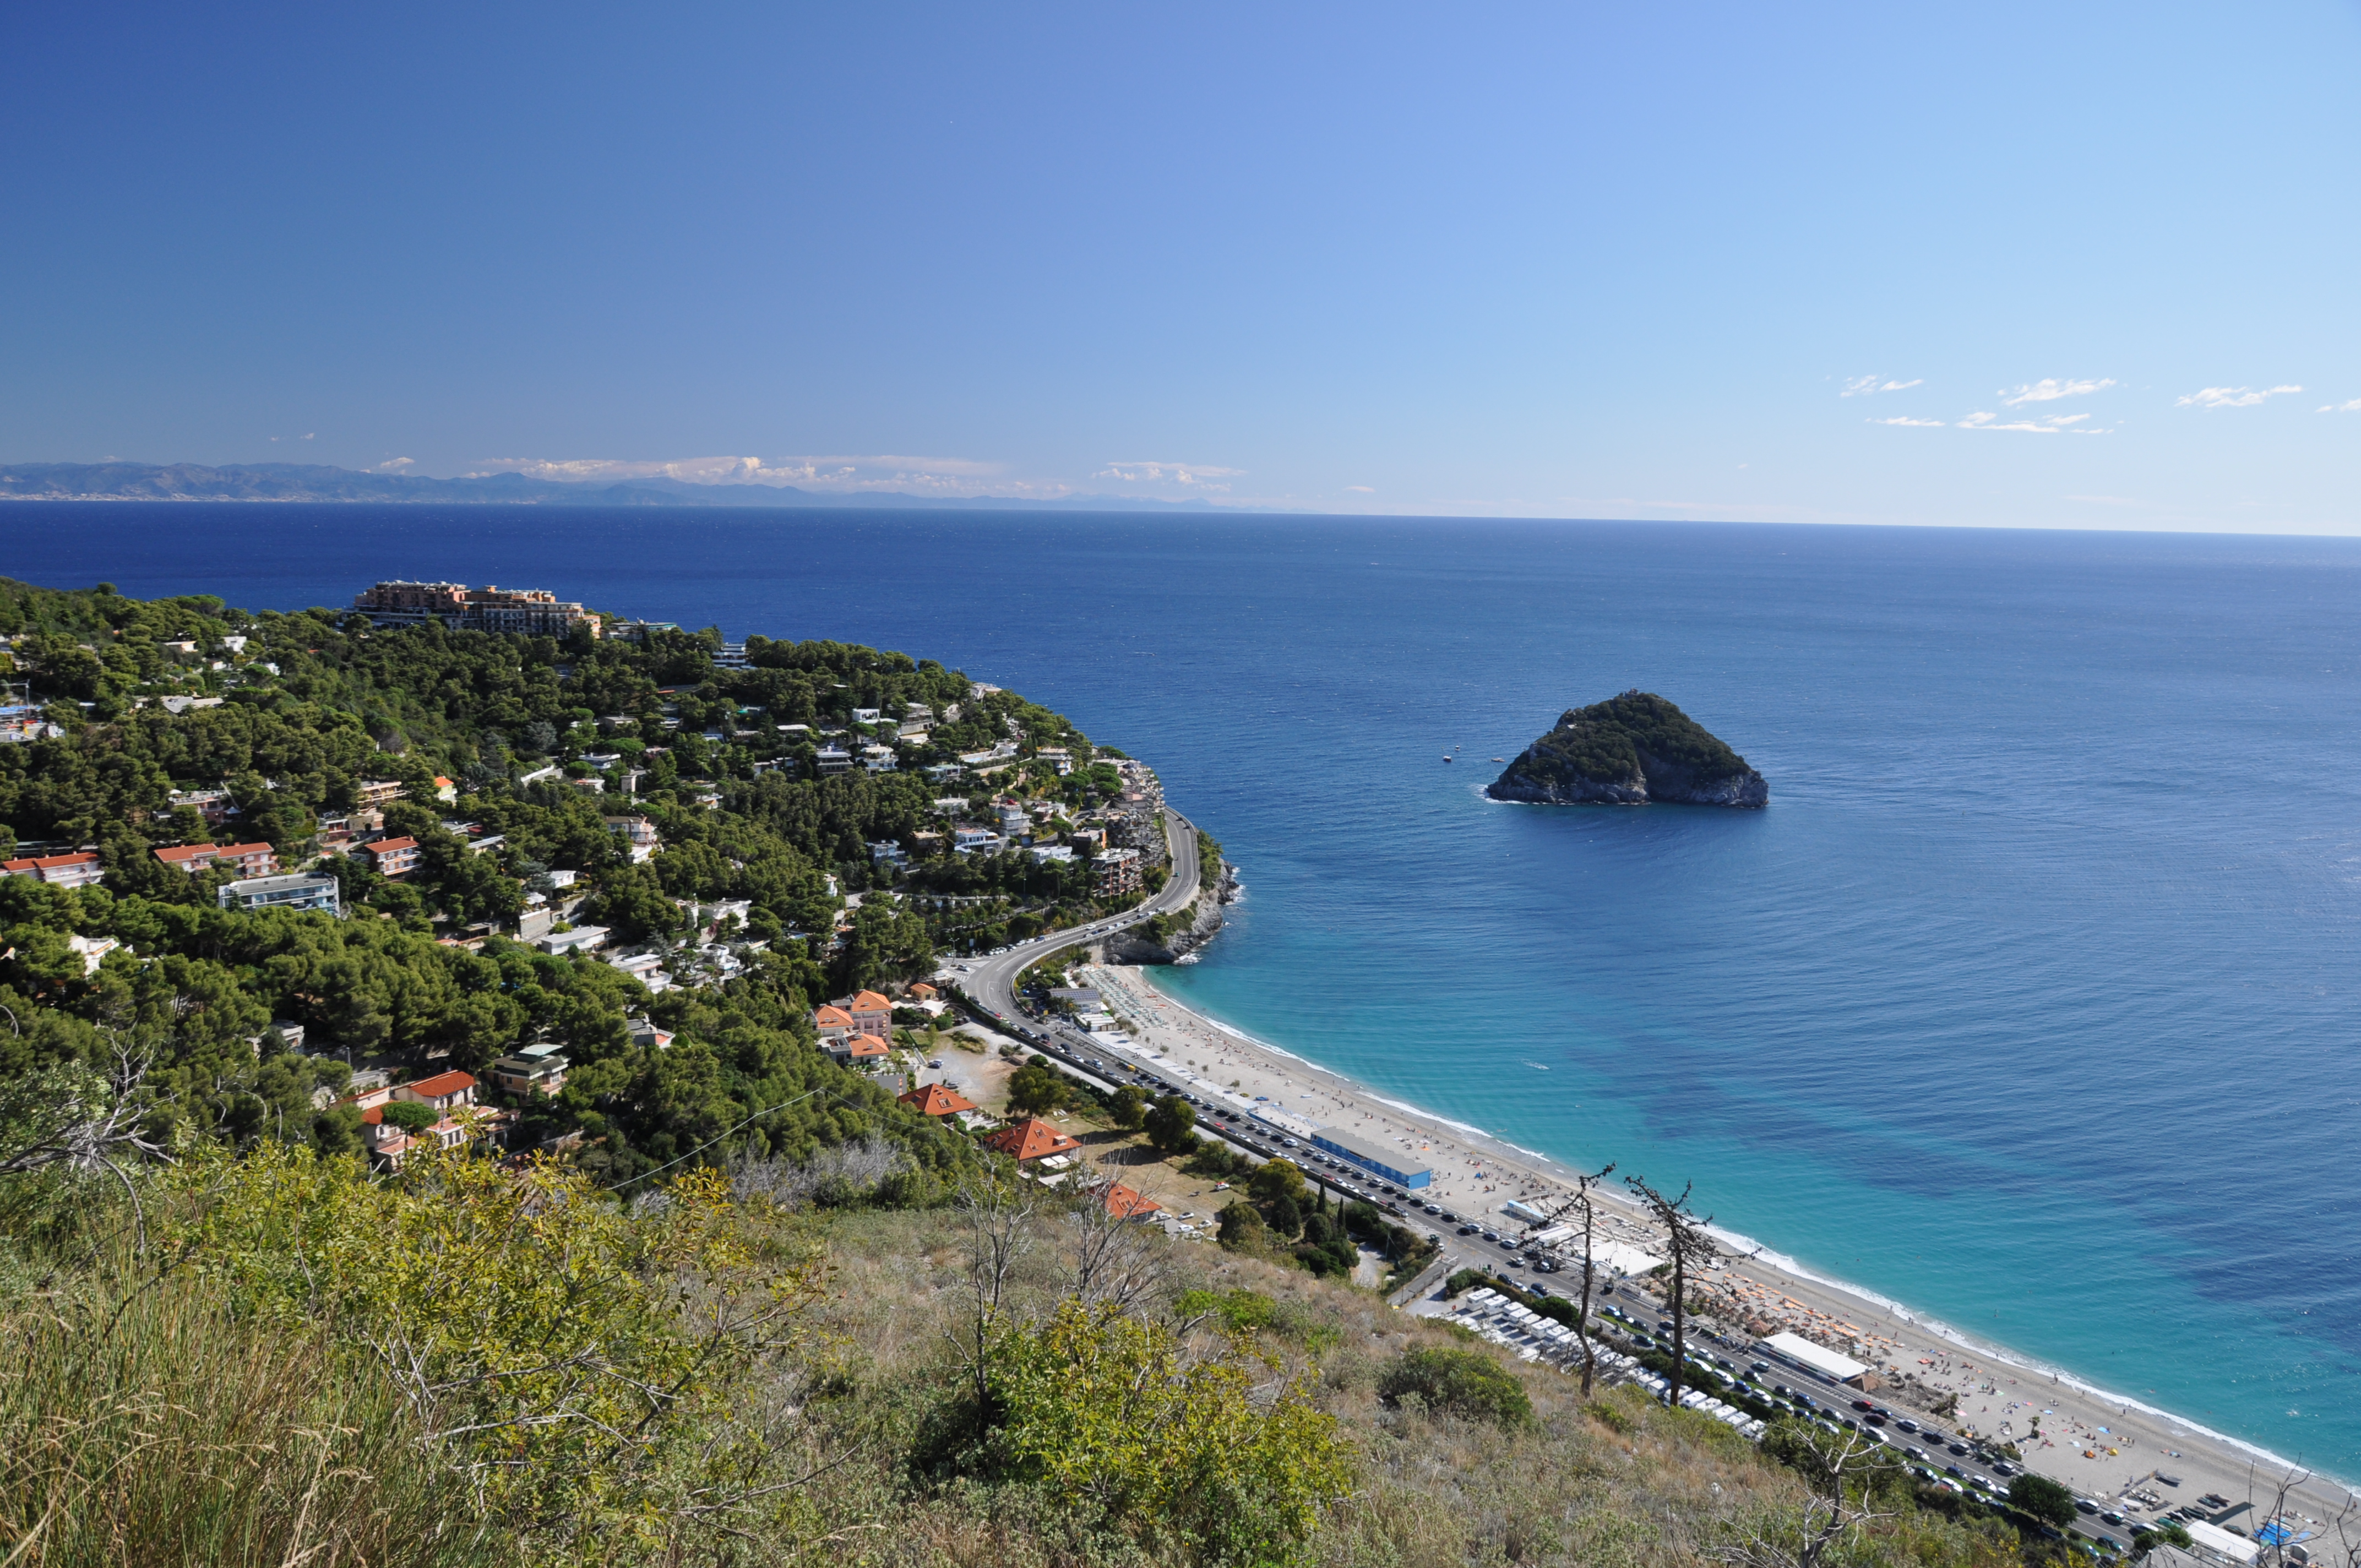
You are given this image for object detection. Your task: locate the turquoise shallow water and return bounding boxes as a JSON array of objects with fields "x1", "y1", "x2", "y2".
[{"x1": 9, "y1": 505, "x2": 2360, "y2": 1471}]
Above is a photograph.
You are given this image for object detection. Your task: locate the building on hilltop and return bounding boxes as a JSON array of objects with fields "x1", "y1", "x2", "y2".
[{"x1": 353, "y1": 581, "x2": 603, "y2": 638}]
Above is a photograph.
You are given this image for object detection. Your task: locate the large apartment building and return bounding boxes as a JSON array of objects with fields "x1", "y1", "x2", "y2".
[{"x1": 352, "y1": 581, "x2": 602, "y2": 638}]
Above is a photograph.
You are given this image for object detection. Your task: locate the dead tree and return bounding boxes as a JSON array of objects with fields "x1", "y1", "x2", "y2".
[
  {"x1": 1722, "y1": 1423, "x2": 1897, "y2": 1568},
  {"x1": 1065, "y1": 1156, "x2": 1166, "y2": 1311},
  {"x1": 0, "y1": 1038, "x2": 172, "y2": 1246},
  {"x1": 1566, "y1": 1160, "x2": 1616, "y2": 1397},
  {"x1": 1625, "y1": 1174, "x2": 1719, "y2": 1411},
  {"x1": 945, "y1": 1178, "x2": 1035, "y2": 1441}
]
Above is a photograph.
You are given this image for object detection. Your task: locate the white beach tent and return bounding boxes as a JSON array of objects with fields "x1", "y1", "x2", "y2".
[{"x1": 1760, "y1": 1331, "x2": 1868, "y2": 1383}]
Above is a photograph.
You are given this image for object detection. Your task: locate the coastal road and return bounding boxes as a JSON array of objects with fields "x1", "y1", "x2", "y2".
[{"x1": 950, "y1": 807, "x2": 1203, "y2": 1026}]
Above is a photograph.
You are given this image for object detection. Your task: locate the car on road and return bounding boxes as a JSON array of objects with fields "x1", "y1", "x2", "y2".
[
  {"x1": 1894, "y1": 1417, "x2": 1919, "y2": 1433},
  {"x1": 1947, "y1": 1442, "x2": 1970, "y2": 1457},
  {"x1": 2072, "y1": 1499, "x2": 2098, "y2": 1516}
]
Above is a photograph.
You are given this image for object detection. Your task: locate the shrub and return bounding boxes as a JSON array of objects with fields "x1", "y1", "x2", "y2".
[
  {"x1": 1375, "y1": 1346, "x2": 1532, "y2": 1427},
  {"x1": 989, "y1": 1299, "x2": 1356, "y2": 1568},
  {"x1": 2008, "y1": 1472, "x2": 2078, "y2": 1528}
]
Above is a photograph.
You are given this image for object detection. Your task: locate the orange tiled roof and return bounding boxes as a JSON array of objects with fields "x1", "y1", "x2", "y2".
[
  {"x1": 899, "y1": 1082, "x2": 976, "y2": 1117},
  {"x1": 4, "y1": 852, "x2": 100, "y2": 874},
  {"x1": 983, "y1": 1117, "x2": 1081, "y2": 1162},
  {"x1": 1102, "y1": 1183, "x2": 1161, "y2": 1219},
  {"x1": 845, "y1": 1033, "x2": 889, "y2": 1059},
  {"x1": 909, "y1": 982, "x2": 937, "y2": 999},
  {"x1": 851, "y1": 989, "x2": 893, "y2": 1013},
  {"x1": 154, "y1": 843, "x2": 218, "y2": 864},
  {"x1": 813, "y1": 1004, "x2": 855, "y2": 1029},
  {"x1": 367, "y1": 837, "x2": 419, "y2": 855},
  {"x1": 407, "y1": 1070, "x2": 477, "y2": 1099}
]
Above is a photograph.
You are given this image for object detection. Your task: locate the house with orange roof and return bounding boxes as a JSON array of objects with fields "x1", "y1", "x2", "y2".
[
  {"x1": 1100, "y1": 1182, "x2": 1161, "y2": 1220},
  {"x1": 812, "y1": 1004, "x2": 856, "y2": 1044},
  {"x1": 848, "y1": 989, "x2": 894, "y2": 1037},
  {"x1": 396, "y1": 1070, "x2": 478, "y2": 1112},
  {"x1": 899, "y1": 1082, "x2": 977, "y2": 1117},
  {"x1": 340, "y1": 1072, "x2": 482, "y2": 1169},
  {"x1": 982, "y1": 1117, "x2": 1082, "y2": 1163},
  {"x1": 361, "y1": 837, "x2": 421, "y2": 878},
  {"x1": 908, "y1": 981, "x2": 938, "y2": 1002},
  {"x1": 1, "y1": 851, "x2": 104, "y2": 888},
  {"x1": 824, "y1": 1032, "x2": 889, "y2": 1069},
  {"x1": 154, "y1": 842, "x2": 278, "y2": 877}
]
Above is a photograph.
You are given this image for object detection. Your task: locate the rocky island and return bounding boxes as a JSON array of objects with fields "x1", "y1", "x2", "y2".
[{"x1": 1486, "y1": 689, "x2": 1768, "y2": 807}]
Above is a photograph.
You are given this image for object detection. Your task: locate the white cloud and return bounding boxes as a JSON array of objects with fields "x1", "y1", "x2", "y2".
[
  {"x1": 2318, "y1": 399, "x2": 2361, "y2": 413},
  {"x1": 1842, "y1": 375, "x2": 1924, "y2": 396},
  {"x1": 2175, "y1": 385, "x2": 2303, "y2": 409},
  {"x1": 1957, "y1": 411, "x2": 2109, "y2": 434},
  {"x1": 466, "y1": 454, "x2": 1068, "y2": 497},
  {"x1": 1094, "y1": 461, "x2": 1244, "y2": 491},
  {"x1": 1343, "y1": 484, "x2": 1375, "y2": 493},
  {"x1": 372, "y1": 458, "x2": 416, "y2": 472},
  {"x1": 1868, "y1": 416, "x2": 1946, "y2": 428},
  {"x1": 2000, "y1": 378, "x2": 2115, "y2": 407}
]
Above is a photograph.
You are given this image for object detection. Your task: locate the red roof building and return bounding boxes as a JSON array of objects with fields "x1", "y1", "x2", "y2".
[
  {"x1": 983, "y1": 1117, "x2": 1082, "y2": 1163},
  {"x1": 362, "y1": 837, "x2": 421, "y2": 878},
  {"x1": 1, "y1": 851, "x2": 104, "y2": 888},
  {"x1": 156, "y1": 842, "x2": 278, "y2": 876},
  {"x1": 899, "y1": 1082, "x2": 977, "y2": 1117},
  {"x1": 395, "y1": 1070, "x2": 478, "y2": 1110},
  {"x1": 1101, "y1": 1183, "x2": 1162, "y2": 1219}
]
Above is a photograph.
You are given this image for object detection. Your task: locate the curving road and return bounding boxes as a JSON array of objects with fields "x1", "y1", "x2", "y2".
[{"x1": 951, "y1": 807, "x2": 1202, "y2": 1025}]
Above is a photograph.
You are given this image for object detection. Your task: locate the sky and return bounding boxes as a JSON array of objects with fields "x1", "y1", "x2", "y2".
[{"x1": 3, "y1": 2, "x2": 2357, "y2": 530}]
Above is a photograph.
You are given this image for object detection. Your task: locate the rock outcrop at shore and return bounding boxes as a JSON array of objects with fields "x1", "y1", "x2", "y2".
[
  {"x1": 1486, "y1": 690, "x2": 1767, "y2": 808},
  {"x1": 1106, "y1": 859, "x2": 1239, "y2": 965}
]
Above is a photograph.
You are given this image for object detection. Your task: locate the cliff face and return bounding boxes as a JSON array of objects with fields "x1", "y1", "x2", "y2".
[
  {"x1": 1106, "y1": 859, "x2": 1238, "y2": 965},
  {"x1": 1486, "y1": 690, "x2": 1767, "y2": 808}
]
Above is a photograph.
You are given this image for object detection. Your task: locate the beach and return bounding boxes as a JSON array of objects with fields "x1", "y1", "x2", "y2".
[{"x1": 1082, "y1": 960, "x2": 2359, "y2": 1548}]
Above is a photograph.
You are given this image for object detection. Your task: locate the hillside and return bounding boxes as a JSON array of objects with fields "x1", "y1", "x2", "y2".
[
  {"x1": 0, "y1": 583, "x2": 2058, "y2": 1566},
  {"x1": 1487, "y1": 690, "x2": 1769, "y2": 808}
]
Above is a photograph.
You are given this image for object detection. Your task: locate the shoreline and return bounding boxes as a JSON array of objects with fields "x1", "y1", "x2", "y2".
[{"x1": 1111, "y1": 960, "x2": 2358, "y2": 1523}]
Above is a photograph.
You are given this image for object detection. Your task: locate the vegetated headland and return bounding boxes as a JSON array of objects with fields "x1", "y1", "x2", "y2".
[
  {"x1": 1487, "y1": 689, "x2": 1769, "y2": 807},
  {"x1": 0, "y1": 574, "x2": 2333, "y2": 1566}
]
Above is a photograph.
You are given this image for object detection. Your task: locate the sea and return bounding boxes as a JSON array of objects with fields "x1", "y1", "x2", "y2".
[{"x1": 7, "y1": 503, "x2": 2359, "y2": 1474}]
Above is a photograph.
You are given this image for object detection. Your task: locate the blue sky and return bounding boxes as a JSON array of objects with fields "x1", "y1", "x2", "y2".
[{"x1": 4, "y1": 2, "x2": 2357, "y2": 529}]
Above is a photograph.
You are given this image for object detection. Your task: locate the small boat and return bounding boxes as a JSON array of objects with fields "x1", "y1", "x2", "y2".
[
  {"x1": 1492, "y1": 756, "x2": 1504, "y2": 762},
  {"x1": 1442, "y1": 754, "x2": 1453, "y2": 763}
]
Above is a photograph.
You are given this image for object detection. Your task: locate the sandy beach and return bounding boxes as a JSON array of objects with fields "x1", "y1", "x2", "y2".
[{"x1": 1077, "y1": 960, "x2": 2359, "y2": 1547}]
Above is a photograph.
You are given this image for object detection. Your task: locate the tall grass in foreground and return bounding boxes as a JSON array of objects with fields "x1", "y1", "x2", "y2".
[{"x1": 0, "y1": 1266, "x2": 491, "y2": 1568}]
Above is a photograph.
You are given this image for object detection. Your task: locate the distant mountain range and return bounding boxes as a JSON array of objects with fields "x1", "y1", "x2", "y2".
[{"x1": 0, "y1": 461, "x2": 1242, "y2": 511}]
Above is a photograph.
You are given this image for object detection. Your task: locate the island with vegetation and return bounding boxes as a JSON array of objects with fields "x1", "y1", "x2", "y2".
[
  {"x1": 0, "y1": 579, "x2": 2110, "y2": 1568},
  {"x1": 1487, "y1": 689, "x2": 1769, "y2": 808}
]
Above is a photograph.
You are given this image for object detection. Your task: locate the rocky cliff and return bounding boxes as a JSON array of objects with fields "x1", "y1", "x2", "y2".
[
  {"x1": 1486, "y1": 690, "x2": 1767, "y2": 808},
  {"x1": 1106, "y1": 859, "x2": 1239, "y2": 965}
]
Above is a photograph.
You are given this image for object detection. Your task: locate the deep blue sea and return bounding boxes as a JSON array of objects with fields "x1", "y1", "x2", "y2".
[{"x1": 7, "y1": 504, "x2": 2359, "y2": 1471}]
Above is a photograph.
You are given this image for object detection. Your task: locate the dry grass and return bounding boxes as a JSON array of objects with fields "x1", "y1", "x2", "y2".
[
  {"x1": 0, "y1": 1271, "x2": 490, "y2": 1568},
  {"x1": 790, "y1": 1208, "x2": 1901, "y2": 1568}
]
